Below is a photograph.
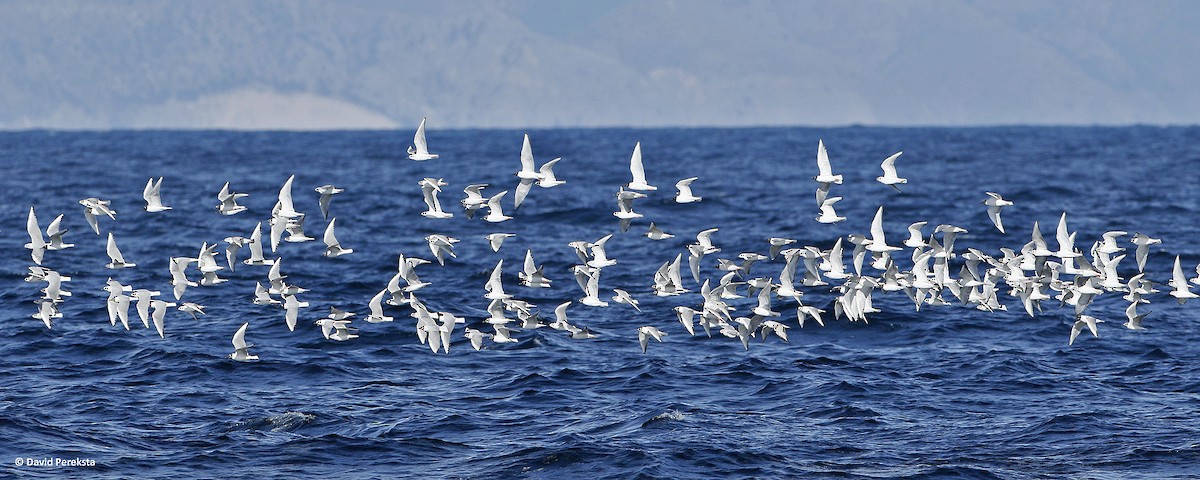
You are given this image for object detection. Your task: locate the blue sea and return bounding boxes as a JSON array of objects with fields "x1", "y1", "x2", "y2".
[{"x1": 2, "y1": 126, "x2": 1199, "y2": 479}]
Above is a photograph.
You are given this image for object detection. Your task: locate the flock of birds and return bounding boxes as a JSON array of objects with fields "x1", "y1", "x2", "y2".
[{"x1": 19, "y1": 118, "x2": 1199, "y2": 361}]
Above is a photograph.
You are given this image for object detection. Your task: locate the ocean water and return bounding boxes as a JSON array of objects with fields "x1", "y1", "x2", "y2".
[{"x1": 2, "y1": 126, "x2": 1199, "y2": 479}]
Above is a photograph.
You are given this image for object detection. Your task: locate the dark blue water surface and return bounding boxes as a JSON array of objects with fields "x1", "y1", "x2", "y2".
[{"x1": 2, "y1": 127, "x2": 1200, "y2": 479}]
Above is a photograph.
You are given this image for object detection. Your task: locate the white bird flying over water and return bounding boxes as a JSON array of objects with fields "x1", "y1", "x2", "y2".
[
  {"x1": 275, "y1": 175, "x2": 301, "y2": 219},
  {"x1": 283, "y1": 294, "x2": 308, "y2": 331},
  {"x1": 150, "y1": 299, "x2": 175, "y2": 338},
  {"x1": 282, "y1": 213, "x2": 315, "y2": 243},
  {"x1": 519, "y1": 250, "x2": 552, "y2": 288},
  {"x1": 1169, "y1": 255, "x2": 1198, "y2": 304},
  {"x1": 626, "y1": 142, "x2": 657, "y2": 191},
  {"x1": 407, "y1": 117, "x2": 439, "y2": 161},
  {"x1": 866, "y1": 206, "x2": 900, "y2": 253},
  {"x1": 814, "y1": 139, "x2": 843, "y2": 185},
  {"x1": 179, "y1": 302, "x2": 206, "y2": 320},
  {"x1": 365, "y1": 289, "x2": 394, "y2": 323},
  {"x1": 230, "y1": 323, "x2": 258, "y2": 361},
  {"x1": 486, "y1": 233, "x2": 514, "y2": 252},
  {"x1": 612, "y1": 288, "x2": 641, "y2": 312},
  {"x1": 537, "y1": 157, "x2": 565, "y2": 188},
  {"x1": 216, "y1": 182, "x2": 249, "y2": 215},
  {"x1": 461, "y1": 184, "x2": 489, "y2": 219},
  {"x1": 637, "y1": 325, "x2": 667, "y2": 353},
  {"x1": 484, "y1": 259, "x2": 511, "y2": 300},
  {"x1": 876, "y1": 151, "x2": 906, "y2": 191},
  {"x1": 645, "y1": 222, "x2": 674, "y2": 241},
  {"x1": 1123, "y1": 302, "x2": 1149, "y2": 330},
  {"x1": 45, "y1": 213, "x2": 73, "y2": 251},
  {"x1": 314, "y1": 184, "x2": 344, "y2": 220},
  {"x1": 614, "y1": 188, "x2": 647, "y2": 232},
  {"x1": 142, "y1": 177, "x2": 172, "y2": 212},
  {"x1": 131, "y1": 289, "x2": 160, "y2": 328},
  {"x1": 674, "y1": 177, "x2": 702, "y2": 203},
  {"x1": 323, "y1": 218, "x2": 354, "y2": 257},
  {"x1": 80, "y1": 197, "x2": 116, "y2": 235},
  {"x1": 483, "y1": 191, "x2": 512, "y2": 223},
  {"x1": 25, "y1": 206, "x2": 47, "y2": 265},
  {"x1": 514, "y1": 134, "x2": 543, "y2": 209},
  {"x1": 983, "y1": 192, "x2": 1012, "y2": 234},
  {"x1": 1131, "y1": 233, "x2": 1161, "y2": 272},
  {"x1": 1069, "y1": 315, "x2": 1103, "y2": 346},
  {"x1": 105, "y1": 233, "x2": 136, "y2": 269},
  {"x1": 816, "y1": 196, "x2": 846, "y2": 224},
  {"x1": 420, "y1": 177, "x2": 453, "y2": 219}
]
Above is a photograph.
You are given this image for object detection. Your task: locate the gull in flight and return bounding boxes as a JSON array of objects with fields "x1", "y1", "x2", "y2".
[
  {"x1": 242, "y1": 223, "x2": 275, "y2": 266},
  {"x1": 645, "y1": 222, "x2": 674, "y2": 240},
  {"x1": 314, "y1": 184, "x2": 344, "y2": 220},
  {"x1": 537, "y1": 157, "x2": 565, "y2": 188},
  {"x1": 460, "y1": 184, "x2": 489, "y2": 219},
  {"x1": 216, "y1": 182, "x2": 249, "y2": 215},
  {"x1": 876, "y1": 152, "x2": 906, "y2": 191},
  {"x1": 150, "y1": 299, "x2": 175, "y2": 338},
  {"x1": 253, "y1": 282, "x2": 280, "y2": 306},
  {"x1": 519, "y1": 250, "x2": 552, "y2": 288},
  {"x1": 1069, "y1": 315, "x2": 1103, "y2": 346},
  {"x1": 283, "y1": 213, "x2": 315, "y2": 243},
  {"x1": 365, "y1": 289, "x2": 394, "y2": 323},
  {"x1": 45, "y1": 213, "x2": 74, "y2": 251},
  {"x1": 419, "y1": 177, "x2": 453, "y2": 219},
  {"x1": 142, "y1": 177, "x2": 172, "y2": 212},
  {"x1": 223, "y1": 236, "x2": 246, "y2": 271},
  {"x1": 1131, "y1": 233, "x2": 1161, "y2": 272},
  {"x1": 674, "y1": 306, "x2": 697, "y2": 336},
  {"x1": 637, "y1": 325, "x2": 667, "y2": 353},
  {"x1": 674, "y1": 177, "x2": 702, "y2": 203},
  {"x1": 131, "y1": 289, "x2": 160, "y2": 328},
  {"x1": 1169, "y1": 255, "x2": 1198, "y2": 304},
  {"x1": 816, "y1": 196, "x2": 846, "y2": 224},
  {"x1": 1123, "y1": 302, "x2": 1149, "y2": 331},
  {"x1": 626, "y1": 142, "x2": 657, "y2": 191},
  {"x1": 514, "y1": 134, "x2": 543, "y2": 208},
  {"x1": 768, "y1": 237, "x2": 796, "y2": 261},
  {"x1": 275, "y1": 174, "x2": 302, "y2": 219},
  {"x1": 315, "y1": 319, "x2": 358, "y2": 341},
  {"x1": 25, "y1": 206, "x2": 47, "y2": 265},
  {"x1": 587, "y1": 234, "x2": 618, "y2": 268},
  {"x1": 614, "y1": 188, "x2": 647, "y2": 232},
  {"x1": 1097, "y1": 231, "x2": 1127, "y2": 254},
  {"x1": 983, "y1": 192, "x2": 1013, "y2": 234},
  {"x1": 576, "y1": 266, "x2": 609, "y2": 307},
  {"x1": 484, "y1": 259, "x2": 512, "y2": 300},
  {"x1": 464, "y1": 328, "x2": 491, "y2": 351},
  {"x1": 483, "y1": 191, "x2": 512, "y2": 223},
  {"x1": 904, "y1": 222, "x2": 928, "y2": 248},
  {"x1": 612, "y1": 288, "x2": 641, "y2": 312},
  {"x1": 407, "y1": 117, "x2": 439, "y2": 161},
  {"x1": 425, "y1": 234, "x2": 458, "y2": 265},
  {"x1": 486, "y1": 233, "x2": 515, "y2": 252},
  {"x1": 814, "y1": 139, "x2": 843, "y2": 185},
  {"x1": 105, "y1": 233, "x2": 136, "y2": 269},
  {"x1": 866, "y1": 206, "x2": 900, "y2": 253},
  {"x1": 179, "y1": 302, "x2": 206, "y2": 320},
  {"x1": 168, "y1": 257, "x2": 197, "y2": 300},
  {"x1": 323, "y1": 218, "x2": 354, "y2": 257},
  {"x1": 230, "y1": 323, "x2": 259, "y2": 361},
  {"x1": 80, "y1": 197, "x2": 116, "y2": 235},
  {"x1": 282, "y1": 294, "x2": 309, "y2": 331}
]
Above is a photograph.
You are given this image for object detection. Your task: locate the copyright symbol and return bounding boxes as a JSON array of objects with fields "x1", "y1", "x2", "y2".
[{"x1": 14, "y1": 457, "x2": 23, "y2": 467}]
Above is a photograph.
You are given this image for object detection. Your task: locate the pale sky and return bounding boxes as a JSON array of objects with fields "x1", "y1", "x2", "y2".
[{"x1": 0, "y1": 0, "x2": 1197, "y2": 129}]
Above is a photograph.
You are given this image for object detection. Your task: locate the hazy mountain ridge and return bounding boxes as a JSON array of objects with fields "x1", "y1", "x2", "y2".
[{"x1": 0, "y1": 0, "x2": 1195, "y2": 129}]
